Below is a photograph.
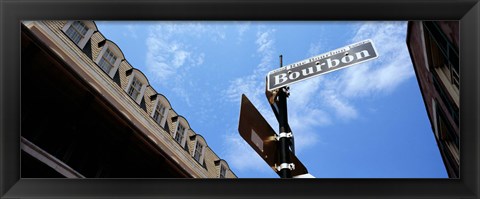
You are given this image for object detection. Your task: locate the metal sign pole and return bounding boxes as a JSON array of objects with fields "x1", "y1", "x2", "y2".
[{"x1": 277, "y1": 55, "x2": 292, "y2": 178}]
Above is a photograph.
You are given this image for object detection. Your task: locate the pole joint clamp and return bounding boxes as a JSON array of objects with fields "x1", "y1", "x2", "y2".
[
  {"x1": 276, "y1": 132, "x2": 293, "y2": 140},
  {"x1": 276, "y1": 163, "x2": 295, "y2": 171}
]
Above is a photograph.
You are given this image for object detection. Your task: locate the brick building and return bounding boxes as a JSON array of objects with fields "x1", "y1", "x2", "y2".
[
  {"x1": 21, "y1": 20, "x2": 236, "y2": 178},
  {"x1": 406, "y1": 21, "x2": 459, "y2": 178}
]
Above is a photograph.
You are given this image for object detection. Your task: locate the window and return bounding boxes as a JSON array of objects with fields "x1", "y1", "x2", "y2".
[
  {"x1": 215, "y1": 160, "x2": 229, "y2": 178},
  {"x1": 435, "y1": 101, "x2": 459, "y2": 153},
  {"x1": 192, "y1": 135, "x2": 207, "y2": 165},
  {"x1": 125, "y1": 69, "x2": 149, "y2": 104},
  {"x1": 98, "y1": 48, "x2": 117, "y2": 74},
  {"x1": 174, "y1": 124, "x2": 186, "y2": 145},
  {"x1": 423, "y1": 22, "x2": 459, "y2": 93},
  {"x1": 432, "y1": 75, "x2": 459, "y2": 126},
  {"x1": 153, "y1": 102, "x2": 166, "y2": 125},
  {"x1": 193, "y1": 141, "x2": 203, "y2": 162},
  {"x1": 172, "y1": 116, "x2": 189, "y2": 149},
  {"x1": 435, "y1": 105, "x2": 460, "y2": 177},
  {"x1": 219, "y1": 164, "x2": 226, "y2": 178},
  {"x1": 150, "y1": 95, "x2": 171, "y2": 129},
  {"x1": 62, "y1": 21, "x2": 95, "y2": 49},
  {"x1": 95, "y1": 41, "x2": 123, "y2": 79},
  {"x1": 128, "y1": 77, "x2": 142, "y2": 100},
  {"x1": 65, "y1": 21, "x2": 88, "y2": 45}
]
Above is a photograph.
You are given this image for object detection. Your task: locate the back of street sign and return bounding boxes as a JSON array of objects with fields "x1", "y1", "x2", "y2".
[{"x1": 238, "y1": 94, "x2": 308, "y2": 177}]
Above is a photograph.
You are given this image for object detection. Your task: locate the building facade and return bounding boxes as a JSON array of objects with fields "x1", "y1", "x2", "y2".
[
  {"x1": 406, "y1": 21, "x2": 459, "y2": 178},
  {"x1": 21, "y1": 20, "x2": 236, "y2": 178}
]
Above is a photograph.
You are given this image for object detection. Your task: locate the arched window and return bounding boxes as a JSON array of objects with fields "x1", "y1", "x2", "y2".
[
  {"x1": 150, "y1": 94, "x2": 171, "y2": 129},
  {"x1": 172, "y1": 116, "x2": 189, "y2": 148},
  {"x1": 62, "y1": 20, "x2": 96, "y2": 49},
  {"x1": 94, "y1": 40, "x2": 124, "y2": 78},
  {"x1": 191, "y1": 135, "x2": 207, "y2": 164},
  {"x1": 215, "y1": 160, "x2": 230, "y2": 178},
  {"x1": 125, "y1": 69, "x2": 148, "y2": 104},
  {"x1": 220, "y1": 164, "x2": 227, "y2": 178}
]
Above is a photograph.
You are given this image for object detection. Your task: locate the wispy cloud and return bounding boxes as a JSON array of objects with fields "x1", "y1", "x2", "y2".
[
  {"x1": 233, "y1": 22, "x2": 251, "y2": 44},
  {"x1": 238, "y1": 23, "x2": 250, "y2": 36},
  {"x1": 322, "y1": 89, "x2": 358, "y2": 120},
  {"x1": 308, "y1": 40, "x2": 328, "y2": 57},
  {"x1": 222, "y1": 129, "x2": 273, "y2": 173},
  {"x1": 288, "y1": 78, "x2": 331, "y2": 149},
  {"x1": 224, "y1": 28, "x2": 276, "y2": 107},
  {"x1": 300, "y1": 21, "x2": 413, "y2": 122},
  {"x1": 124, "y1": 25, "x2": 138, "y2": 39},
  {"x1": 146, "y1": 22, "x2": 225, "y2": 106},
  {"x1": 339, "y1": 21, "x2": 414, "y2": 98}
]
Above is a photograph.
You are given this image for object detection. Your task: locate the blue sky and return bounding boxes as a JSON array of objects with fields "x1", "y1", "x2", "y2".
[{"x1": 96, "y1": 21, "x2": 447, "y2": 178}]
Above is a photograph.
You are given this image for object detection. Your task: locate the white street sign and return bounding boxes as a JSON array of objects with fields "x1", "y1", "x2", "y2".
[{"x1": 267, "y1": 39, "x2": 378, "y2": 91}]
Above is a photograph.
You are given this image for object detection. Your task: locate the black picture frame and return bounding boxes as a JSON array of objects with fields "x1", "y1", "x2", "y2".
[{"x1": 1, "y1": 0, "x2": 479, "y2": 198}]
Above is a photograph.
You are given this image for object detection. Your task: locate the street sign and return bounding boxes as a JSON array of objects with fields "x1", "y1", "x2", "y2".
[
  {"x1": 238, "y1": 94, "x2": 308, "y2": 177},
  {"x1": 266, "y1": 39, "x2": 378, "y2": 91}
]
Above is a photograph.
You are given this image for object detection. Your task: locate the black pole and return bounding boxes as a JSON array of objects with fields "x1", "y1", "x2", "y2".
[{"x1": 278, "y1": 55, "x2": 292, "y2": 178}]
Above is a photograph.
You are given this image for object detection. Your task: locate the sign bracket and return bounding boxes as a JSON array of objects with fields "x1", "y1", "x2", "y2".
[
  {"x1": 276, "y1": 163, "x2": 295, "y2": 171},
  {"x1": 275, "y1": 132, "x2": 293, "y2": 140}
]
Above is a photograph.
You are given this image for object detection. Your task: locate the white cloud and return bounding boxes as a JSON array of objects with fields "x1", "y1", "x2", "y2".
[
  {"x1": 288, "y1": 108, "x2": 329, "y2": 150},
  {"x1": 234, "y1": 22, "x2": 251, "y2": 44},
  {"x1": 172, "y1": 50, "x2": 189, "y2": 68},
  {"x1": 322, "y1": 89, "x2": 358, "y2": 120},
  {"x1": 124, "y1": 25, "x2": 138, "y2": 39},
  {"x1": 339, "y1": 56, "x2": 413, "y2": 98},
  {"x1": 238, "y1": 22, "x2": 250, "y2": 37},
  {"x1": 171, "y1": 83, "x2": 192, "y2": 107},
  {"x1": 256, "y1": 31, "x2": 274, "y2": 54},
  {"x1": 145, "y1": 22, "x2": 226, "y2": 105},
  {"x1": 308, "y1": 40, "x2": 328, "y2": 57},
  {"x1": 222, "y1": 131, "x2": 272, "y2": 173},
  {"x1": 285, "y1": 74, "x2": 332, "y2": 151},
  {"x1": 146, "y1": 23, "x2": 226, "y2": 79},
  {"x1": 196, "y1": 53, "x2": 205, "y2": 66},
  {"x1": 338, "y1": 21, "x2": 414, "y2": 98},
  {"x1": 301, "y1": 21, "x2": 414, "y2": 121},
  {"x1": 225, "y1": 28, "x2": 276, "y2": 105},
  {"x1": 289, "y1": 76, "x2": 323, "y2": 106}
]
